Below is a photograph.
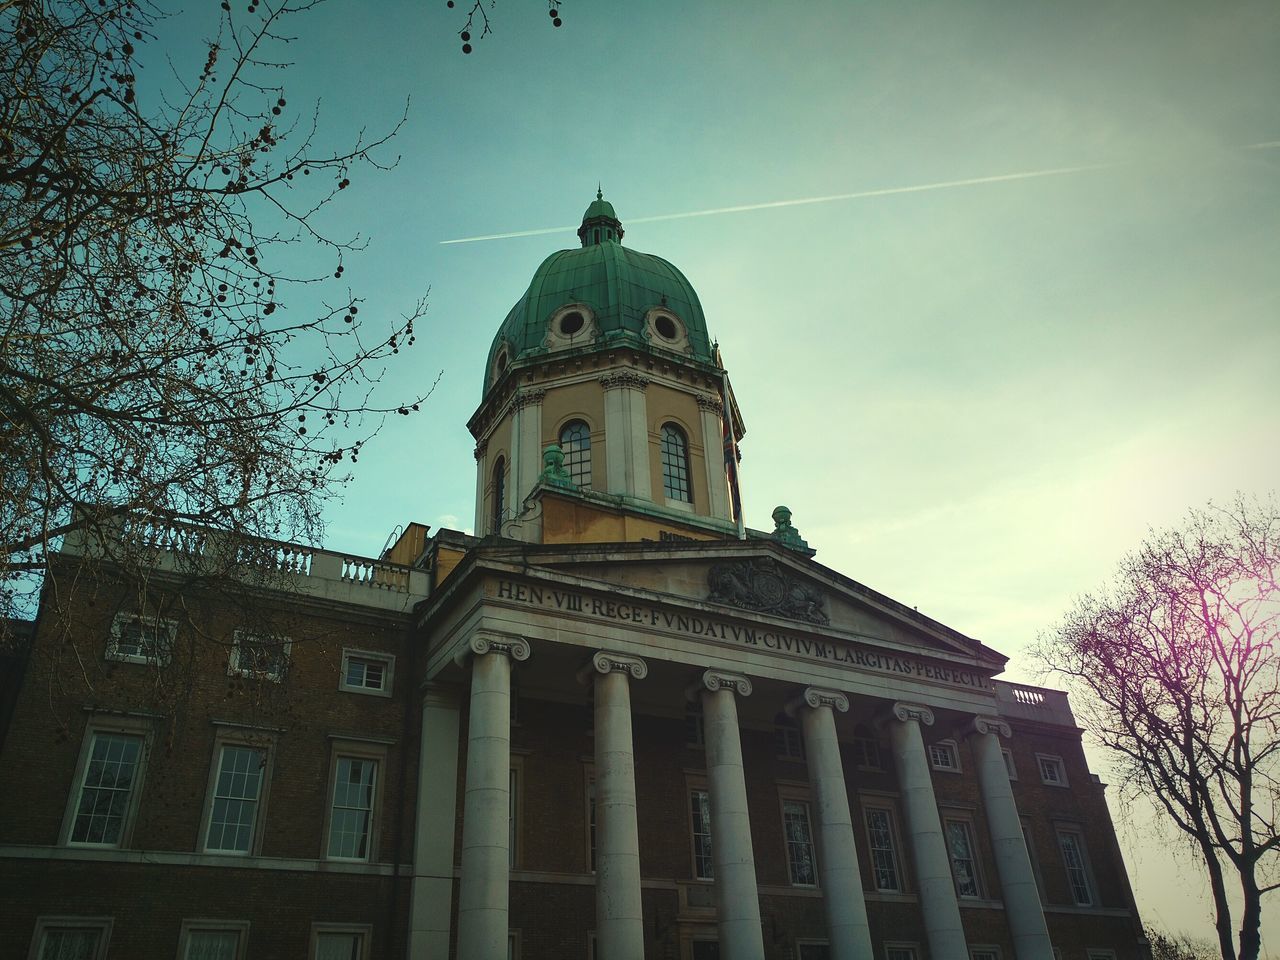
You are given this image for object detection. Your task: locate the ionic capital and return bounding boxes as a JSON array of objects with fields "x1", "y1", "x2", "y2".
[
  {"x1": 454, "y1": 632, "x2": 532, "y2": 667},
  {"x1": 786, "y1": 686, "x2": 850, "y2": 718},
  {"x1": 599, "y1": 371, "x2": 650, "y2": 392},
  {"x1": 889, "y1": 701, "x2": 935, "y2": 727},
  {"x1": 966, "y1": 715, "x2": 1013, "y2": 740},
  {"x1": 686, "y1": 669, "x2": 752, "y2": 701},
  {"x1": 577, "y1": 650, "x2": 648, "y2": 685}
]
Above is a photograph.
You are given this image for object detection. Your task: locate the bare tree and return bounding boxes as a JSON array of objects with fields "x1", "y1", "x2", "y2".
[
  {"x1": 0, "y1": 0, "x2": 430, "y2": 684},
  {"x1": 1036, "y1": 496, "x2": 1280, "y2": 960},
  {"x1": 1147, "y1": 927, "x2": 1218, "y2": 960}
]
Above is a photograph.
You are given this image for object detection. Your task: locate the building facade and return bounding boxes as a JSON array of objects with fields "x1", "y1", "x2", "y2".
[{"x1": 0, "y1": 196, "x2": 1149, "y2": 960}]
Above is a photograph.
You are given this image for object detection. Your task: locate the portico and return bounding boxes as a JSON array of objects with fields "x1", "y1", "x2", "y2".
[{"x1": 409, "y1": 540, "x2": 1057, "y2": 960}]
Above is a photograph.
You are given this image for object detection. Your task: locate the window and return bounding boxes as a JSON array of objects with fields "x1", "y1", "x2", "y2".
[
  {"x1": 774, "y1": 713, "x2": 804, "y2": 760},
  {"x1": 1057, "y1": 828, "x2": 1095, "y2": 906},
  {"x1": 944, "y1": 818, "x2": 981, "y2": 898},
  {"x1": 106, "y1": 613, "x2": 174, "y2": 665},
  {"x1": 586, "y1": 774, "x2": 596, "y2": 873},
  {"x1": 509, "y1": 765, "x2": 519, "y2": 869},
  {"x1": 971, "y1": 948, "x2": 1001, "y2": 960},
  {"x1": 851, "y1": 727, "x2": 881, "y2": 770},
  {"x1": 312, "y1": 924, "x2": 371, "y2": 960},
  {"x1": 1021, "y1": 817, "x2": 1046, "y2": 901},
  {"x1": 177, "y1": 921, "x2": 249, "y2": 960},
  {"x1": 509, "y1": 931, "x2": 520, "y2": 960},
  {"x1": 782, "y1": 799, "x2": 817, "y2": 886},
  {"x1": 339, "y1": 650, "x2": 394, "y2": 697},
  {"x1": 67, "y1": 730, "x2": 146, "y2": 847},
  {"x1": 690, "y1": 788, "x2": 713, "y2": 880},
  {"x1": 660, "y1": 424, "x2": 691, "y2": 503},
  {"x1": 1037, "y1": 754, "x2": 1068, "y2": 786},
  {"x1": 684, "y1": 699, "x2": 705, "y2": 748},
  {"x1": 228, "y1": 631, "x2": 290, "y2": 682},
  {"x1": 491, "y1": 456, "x2": 506, "y2": 533},
  {"x1": 326, "y1": 752, "x2": 380, "y2": 861},
  {"x1": 885, "y1": 945, "x2": 918, "y2": 960},
  {"x1": 560, "y1": 420, "x2": 592, "y2": 487},
  {"x1": 1002, "y1": 748, "x2": 1017, "y2": 780},
  {"x1": 798, "y1": 944, "x2": 831, "y2": 960},
  {"x1": 691, "y1": 940, "x2": 719, "y2": 960},
  {"x1": 203, "y1": 743, "x2": 268, "y2": 854},
  {"x1": 29, "y1": 918, "x2": 112, "y2": 960},
  {"x1": 928, "y1": 740, "x2": 960, "y2": 772},
  {"x1": 864, "y1": 805, "x2": 902, "y2": 891}
]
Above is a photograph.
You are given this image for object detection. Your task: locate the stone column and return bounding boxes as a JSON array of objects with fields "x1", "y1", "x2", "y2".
[
  {"x1": 967, "y1": 717, "x2": 1053, "y2": 960},
  {"x1": 788, "y1": 688, "x2": 873, "y2": 960},
  {"x1": 473, "y1": 441, "x2": 487, "y2": 536},
  {"x1": 409, "y1": 684, "x2": 462, "y2": 960},
  {"x1": 509, "y1": 389, "x2": 545, "y2": 508},
  {"x1": 886, "y1": 702, "x2": 968, "y2": 960},
  {"x1": 582, "y1": 652, "x2": 648, "y2": 960},
  {"x1": 693, "y1": 670, "x2": 765, "y2": 960},
  {"x1": 455, "y1": 634, "x2": 531, "y2": 960},
  {"x1": 601, "y1": 372, "x2": 652, "y2": 500},
  {"x1": 696, "y1": 394, "x2": 731, "y2": 522}
]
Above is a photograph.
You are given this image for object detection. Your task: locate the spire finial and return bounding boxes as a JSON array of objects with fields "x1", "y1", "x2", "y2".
[{"x1": 596, "y1": 183, "x2": 603, "y2": 201}]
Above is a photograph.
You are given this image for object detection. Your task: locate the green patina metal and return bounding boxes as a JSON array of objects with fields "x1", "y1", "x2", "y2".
[
  {"x1": 483, "y1": 192, "x2": 714, "y2": 394},
  {"x1": 539, "y1": 443, "x2": 576, "y2": 489},
  {"x1": 771, "y1": 505, "x2": 811, "y2": 552}
]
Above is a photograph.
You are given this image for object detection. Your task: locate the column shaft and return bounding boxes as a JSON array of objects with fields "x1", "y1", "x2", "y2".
[
  {"x1": 799, "y1": 703, "x2": 873, "y2": 960},
  {"x1": 888, "y1": 713, "x2": 968, "y2": 960},
  {"x1": 457, "y1": 653, "x2": 514, "y2": 960},
  {"x1": 702, "y1": 685, "x2": 765, "y2": 960},
  {"x1": 972, "y1": 728, "x2": 1054, "y2": 960},
  {"x1": 409, "y1": 687, "x2": 461, "y2": 959},
  {"x1": 595, "y1": 668, "x2": 645, "y2": 959}
]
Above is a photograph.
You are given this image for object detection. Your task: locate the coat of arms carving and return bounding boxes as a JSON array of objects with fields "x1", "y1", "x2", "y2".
[{"x1": 706, "y1": 558, "x2": 829, "y2": 625}]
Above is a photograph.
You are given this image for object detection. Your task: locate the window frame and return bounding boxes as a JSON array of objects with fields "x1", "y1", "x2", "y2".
[
  {"x1": 584, "y1": 765, "x2": 596, "y2": 874},
  {"x1": 27, "y1": 916, "x2": 113, "y2": 960},
  {"x1": 970, "y1": 947, "x2": 1002, "y2": 960},
  {"x1": 558, "y1": 419, "x2": 593, "y2": 488},
  {"x1": 659, "y1": 422, "x2": 693, "y2": 504},
  {"x1": 774, "y1": 713, "x2": 805, "y2": 761},
  {"x1": 338, "y1": 648, "x2": 395, "y2": 698},
  {"x1": 491, "y1": 455, "x2": 507, "y2": 534},
  {"x1": 199, "y1": 731, "x2": 275, "y2": 856},
  {"x1": 851, "y1": 728, "x2": 882, "y2": 771},
  {"x1": 322, "y1": 740, "x2": 387, "y2": 863},
  {"x1": 228, "y1": 629, "x2": 291, "y2": 683},
  {"x1": 177, "y1": 919, "x2": 250, "y2": 960},
  {"x1": 1020, "y1": 816, "x2": 1047, "y2": 902},
  {"x1": 60, "y1": 715, "x2": 152, "y2": 849},
  {"x1": 106, "y1": 612, "x2": 175, "y2": 666},
  {"x1": 1036, "y1": 753, "x2": 1069, "y2": 787},
  {"x1": 885, "y1": 943, "x2": 920, "y2": 960},
  {"x1": 310, "y1": 922, "x2": 372, "y2": 960},
  {"x1": 797, "y1": 941, "x2": 832, "y2": 960},
  {"x1": 927, "y1": 739, "x2": 961, "y2": 773},
  {"x1": 509, "y1": 758, "x2": 523, "y2": 870},
  {"x1": 1056, "y1": 825, "x2": 1097, "y2": 907},
  {"x1": 779, "y1": 794, "x2": 819, "y2": 887},
  {"x1": 684, "y1": 698, "x2": 705, "y2": 749},
  {"x1": 942, "y1": 815, "x2": 983, "y2": 899},
  {"x1": 688, "y1": 783, "x2": 714, "y2": 881},
  {"x1": 1002, "y1": 747, "x2": 1018, "y2": 780},
  {"x1": 862, "y1": 801, "x2": 906, "y2": 893}
]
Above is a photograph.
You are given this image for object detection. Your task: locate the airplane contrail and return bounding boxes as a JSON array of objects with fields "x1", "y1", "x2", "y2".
[{"x1": 439, "y1": 142, "x2": 1280, "y2": 246}]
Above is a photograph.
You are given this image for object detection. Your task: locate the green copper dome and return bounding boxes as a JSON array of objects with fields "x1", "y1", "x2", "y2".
[{"x1": 483, "y1": 193, "x2": 714, "y2": 393}]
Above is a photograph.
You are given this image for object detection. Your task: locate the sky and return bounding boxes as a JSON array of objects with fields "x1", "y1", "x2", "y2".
[{"x1": 151, "y1": 0, "x2": 1280, "y2": 947}]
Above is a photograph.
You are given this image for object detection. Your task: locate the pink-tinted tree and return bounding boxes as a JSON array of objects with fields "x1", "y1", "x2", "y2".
[{"x1": 1037, "y1": 497, "x2": 1280, "y2": 960}]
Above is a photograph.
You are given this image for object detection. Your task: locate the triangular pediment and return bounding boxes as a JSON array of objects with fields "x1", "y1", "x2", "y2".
[{"x1": 450, "y1": 539, "x2": 1006, "y2": 673}]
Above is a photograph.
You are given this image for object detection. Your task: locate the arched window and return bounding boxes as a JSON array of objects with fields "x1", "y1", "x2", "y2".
[
  {"x1": 660, "y1": 424, "x2": 691, "y2": 502},
  {"x1": 491, "y1": 456, "x2": 506, "y2": 534},
  {"x1": 559, "y1": 420, "x2": 592, "y2": 487}
]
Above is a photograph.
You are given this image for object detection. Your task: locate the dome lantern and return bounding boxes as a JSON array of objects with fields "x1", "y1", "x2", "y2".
[{"x1": 577, "y1": 187, "x2": 624, "y2": 247}]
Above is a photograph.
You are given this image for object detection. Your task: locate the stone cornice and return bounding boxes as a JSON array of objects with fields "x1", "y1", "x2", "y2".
[
  {"x1": 576, "y1": 650, "x2": 648, "y2": 684},
  {"x1": 454, "y1": 631, "x2": 532, "y2": 667},
  {"x1": 786, "y1": 686, "x2": 850, "y2": 717}
]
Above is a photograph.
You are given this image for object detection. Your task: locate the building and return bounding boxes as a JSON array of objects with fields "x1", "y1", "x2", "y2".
[{"x1": 0, "y1": 195, "x2": 1149, "y2": 960}]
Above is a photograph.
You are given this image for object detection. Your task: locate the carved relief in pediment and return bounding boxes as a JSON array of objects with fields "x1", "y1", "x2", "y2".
[{"x1": 706, "y1": 557, "x2": 829, "y2": 625}]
